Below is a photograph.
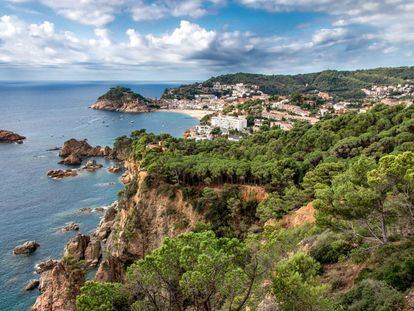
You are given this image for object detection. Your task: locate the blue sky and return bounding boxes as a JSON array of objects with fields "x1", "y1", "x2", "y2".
[{"x1": 0, "y1": 0, "x2": 413, "y2": 81}]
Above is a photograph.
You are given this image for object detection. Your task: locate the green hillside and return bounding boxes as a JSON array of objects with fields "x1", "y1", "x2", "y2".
[
  {"x1": 163, "y1": 66, "x2": 414, "y2": 100},
  {"x1": 78, "y1": 104, "x2": 414, "y2": 310}
]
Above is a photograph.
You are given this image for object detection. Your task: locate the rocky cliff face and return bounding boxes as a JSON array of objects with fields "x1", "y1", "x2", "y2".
[
  {"x1": 91, "y1": 98, "x2": 150, "y2": 113},
  {"x1": 32, "y1": 147, "x2": 266, "y2": 309},
  {"x1": 95, "y1": 162, "x2": 205, "y2": 282},
  {"x1": 90, "y1": 86, "x2": 152, "y2": 113},
  {"x1": 31, "y1": 260, "x2": 85, "y2": 311}
]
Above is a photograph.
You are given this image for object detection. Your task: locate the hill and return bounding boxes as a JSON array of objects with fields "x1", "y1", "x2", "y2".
[
  {"x1": 90, "y1": 86, "x2": 153, "y2": 113},
  {"x1": 162, "y1": 66, "x2": 414, "y2": 100}
]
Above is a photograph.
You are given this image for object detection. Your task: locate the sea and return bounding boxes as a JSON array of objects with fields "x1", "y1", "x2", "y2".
[{"x1": 0, "y1": 81, "x2": 199, "y2": 310}]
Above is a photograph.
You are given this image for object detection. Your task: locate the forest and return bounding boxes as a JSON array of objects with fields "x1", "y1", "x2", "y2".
[
  {"x1": 162, "y1": 66, "x2": 414, "y2": 100},
  {"x1": 77, "y1": 104, "x2": 414, "y2": 310}
]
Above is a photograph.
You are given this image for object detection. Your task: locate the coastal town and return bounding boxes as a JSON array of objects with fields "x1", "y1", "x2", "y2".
[{"x1": 156, "y1": 81, "x2": 414, "y2": 141}]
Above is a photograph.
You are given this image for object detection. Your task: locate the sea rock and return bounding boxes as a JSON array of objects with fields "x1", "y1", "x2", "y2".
[
  {"x1": 79, "y1": 207, "x2": 93, "y2": 213},
  {"x1": 0, "y1": 130, "x2": 26, "y2": 144},
  {"x1": 58, "y1": 138, "x2": 113, "y2": 166},
  {"x1": 60, "y1": 222, "x2": 80, "y2": 233},
  {"x1": 25, "y1": 279, "x2": 40, "y2": 291},
  {"x1": 13, "y1": 241, "x2": 39, "y2": 255},
  {"x1": 59, "y1": 139, "x2": 94, "y2": 158},
  {"x1": 64, "y1": 234, "x2": 90, "y2": 261},
  {"x1": 35, "y1": 259, "x2": 59, "y2": 274},
  {"x1": 108, "y1": 165, "x2": 122, "y2": 173},
  {"x1": 83, "y1": 159, "x2": 103, "y2": 172},
  {"x1": 94, "y1": 207, "x2": 105, "y2": 213},
  {"x1": 47, "y1": 169, "x2": 78, "y2": 179},
  {"x1": 32, "y1": 259, "x2": 85, "y2": 311},
  {"x1": 62, "y1": 154, "x2": 82, "y2": 166}
]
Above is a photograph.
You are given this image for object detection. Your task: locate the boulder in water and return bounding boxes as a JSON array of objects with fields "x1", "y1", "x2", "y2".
[
  {"x1": 60, "y1": 222, "x2": 80, "y2": 233},
  {"x1": 83, "y1": 159, "x2": 103, "y2": 172},
  {"x1": 13, "y1": 241, "x2": 39, "y2": 255},
  {"x1": 108, "y1": 165, "x2": 122, "y2": 173},
  {"x1": 0, "y1": 130, "x2": 26, "y2": 144},
  {"x1": 47, "y1": 169, "x2": 78, "y2": 179}
]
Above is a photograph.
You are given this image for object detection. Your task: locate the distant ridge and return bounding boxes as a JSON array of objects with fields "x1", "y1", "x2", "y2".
[{"x1": 162, "y1": 66, "x2": 414, "y2": 100}]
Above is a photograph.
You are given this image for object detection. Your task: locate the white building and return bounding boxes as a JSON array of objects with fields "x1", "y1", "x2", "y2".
[{"x1": 211, "y1": 115, "x2": 248, "y2": 131}]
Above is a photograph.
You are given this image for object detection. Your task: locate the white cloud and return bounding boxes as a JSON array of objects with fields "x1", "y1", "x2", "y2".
[
  {"x1": 312, "y1": 28, "x2": 348, "y2": 46},
  {"x1": 0, "y1": 13, "x2": 408, "y2": 79},
  {"x1": 6, "y1": 0, "x2": 224, "y2": 26},
  {"x1": 131, "y1": 0, "x2": 223, "y2": 21}
]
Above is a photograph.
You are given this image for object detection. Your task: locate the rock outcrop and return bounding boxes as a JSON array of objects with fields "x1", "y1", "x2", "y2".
[
  {"x1": 47, "y1": 169, "x2": 78, "y2": 179},
  {"x1": 25, "y1": 279, "x2": 40, "y2": 291},
  {"x1": 63, "y1": 233, "x2": 102, "y2": 267},
  {"x1": 94, "y1": 166, "x2": 205, "y2": 282},
  {"x1": 83, "y1": 159, "x2": 103, "y2": 172},
  {"x1": 90, "y1": 86, "x2": 152, "y2": 113},
  {"x1": 35, "y1": 259, "x2": 59, "y2": 274},
  {"x1": 59, "y1": 223, "x2": 80, "y2": 233},
  {"x1": 13, "y1": 241, "x2": 39, "y2": 255},
  {"x1": 0, "y1": 130, "x2": 26, "y2": 144},
  {"x1": 58, "y1": 139, "x2": 113, "y2": 166},
  {"x1": 32, "y1": 259, "x2": 85, "y2": 311},
  {"x1": 108, "y1": 165, "x2": 122, "y2": 173}
]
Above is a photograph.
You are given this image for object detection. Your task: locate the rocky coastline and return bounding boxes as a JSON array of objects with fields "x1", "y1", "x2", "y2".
[
  {"x1": 0, "y1": 130, "x2": 26, "y2": 144},
  {"x1": 30, "y1": 136, "x2": 205, "y2": 310}
]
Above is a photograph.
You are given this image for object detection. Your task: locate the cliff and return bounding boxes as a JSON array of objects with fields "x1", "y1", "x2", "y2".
[{"x1": 90, "y1": 86, "x2": 152, "y2": 113}]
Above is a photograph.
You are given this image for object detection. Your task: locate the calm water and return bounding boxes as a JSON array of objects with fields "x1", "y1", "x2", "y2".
[{"x1": 0, "y1": 82, "x2": 198, "y2": 310}]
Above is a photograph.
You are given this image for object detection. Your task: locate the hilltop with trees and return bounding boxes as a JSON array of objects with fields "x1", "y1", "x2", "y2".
[{"x1": 162, "y1": 66, "x2": 414, "y2": 100}]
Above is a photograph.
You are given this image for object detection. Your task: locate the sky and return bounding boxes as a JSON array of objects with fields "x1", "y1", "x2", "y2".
[{"x1": 0, "y1": 0, "x2": 413, "y2": 81}]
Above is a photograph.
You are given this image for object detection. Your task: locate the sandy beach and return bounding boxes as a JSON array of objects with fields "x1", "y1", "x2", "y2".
[{"x1": 159, "y1": 109, "x2": 212, "y2": 120}]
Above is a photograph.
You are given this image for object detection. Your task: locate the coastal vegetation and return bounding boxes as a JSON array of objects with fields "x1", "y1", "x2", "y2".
[
  {"x1": 163, "y1": 66, "x2": 414, "y2": 100},
  {"x1": 98, "y1": 86, "x2": 151, "y2": 105},
  {"x1": 76, "y1": 103, "x2": 414, "y2": 310}
]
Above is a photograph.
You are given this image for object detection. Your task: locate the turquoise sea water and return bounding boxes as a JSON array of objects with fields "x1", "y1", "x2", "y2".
[{"x1": 0, "y1": 82, "x2": 198, "y2": 310}]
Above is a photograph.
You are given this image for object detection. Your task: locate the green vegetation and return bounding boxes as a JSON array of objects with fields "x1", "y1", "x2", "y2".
[
  {"x1": 99, "y1": 86, "x2": 152, "y2": 104},
  {"x1": 76, "y1": 281, "x2": 129, "y2": 311},
  {"x1": 341, "y1": 279, "x2": 403, "y2": 311},
  {"x1": 126, "y1": 231, "x2": 255, "y2": 310},
  {"x1": 272, "y1": 252, "x2": 337, "y2": 311},
  {"x1": 163, "y1": 66, "x2": 414, "y2": 100},
  {"x1": 78, "y1": 104, "x2": 414, "y2": 310}
]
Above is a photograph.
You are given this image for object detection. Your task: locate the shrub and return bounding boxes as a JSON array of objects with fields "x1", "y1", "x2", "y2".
[
  {"x1": 356, "y1": 241, "x2": 414, "y2": 291},
  {"x1": 310, "y1": 231, "x2": 354, "y2": 264},
  {"x1": 340, "y1": 279, "x2": 403, "y2": 311},
  {"x1": 272, "y1": 252, "x2": 337, "y2": 311},
  {"x1": 76, "y1": 281, "x2": 129, "y2": 311}
]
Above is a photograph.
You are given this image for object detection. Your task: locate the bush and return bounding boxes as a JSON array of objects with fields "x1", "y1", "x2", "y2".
[
  {"x1": 340, "y1": 279, "x2": 403, "y2": 311},
  {"x1": 272, "y1": 252, "x2": 337, "y2": 311},
  {"x1": 310, "y1": 231, "x2": 354, "y2": 264},
  {"x1": 76, "y1": 281, "x2": 129, "y2": 311},
  {"x1": 356, "y1": 242, "x2": 414, "y2": 291}
]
